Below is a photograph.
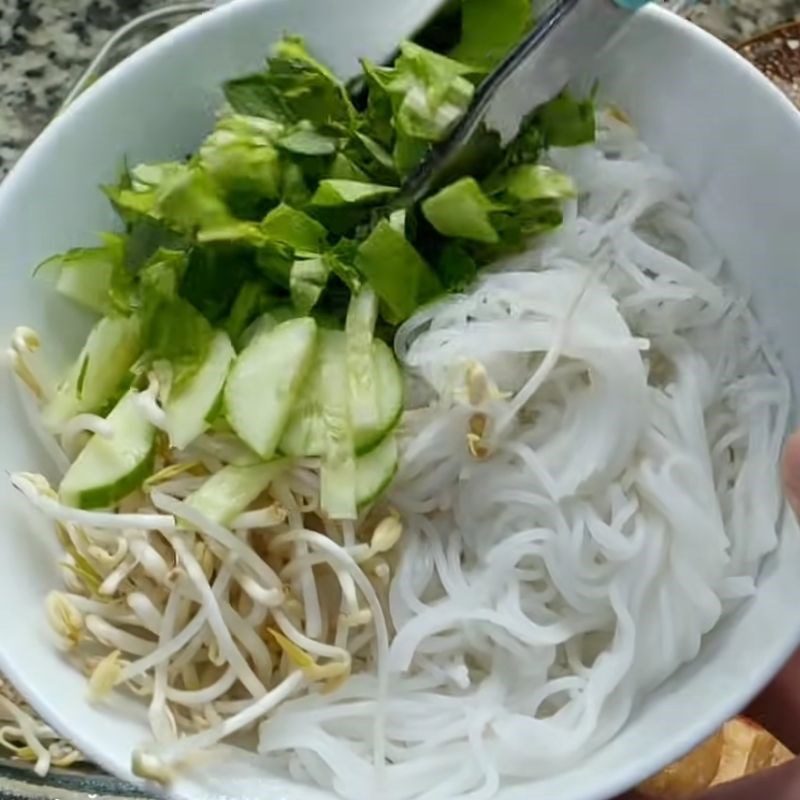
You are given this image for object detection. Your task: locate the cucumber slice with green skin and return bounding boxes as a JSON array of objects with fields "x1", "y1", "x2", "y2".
[
  {"x1": 346, "y1": 287, "x2": 380, "y2": 435},
  {"x1": 317, "y1": 331, "x2": 357, "y2": 520},
  {"x1": 189, "y1": 431, "x2": 261, "y2": 467},
  {"x1": 278, "y1": 341, "x2": 327, "y2": 458},
  {"x1": 358, "y1": 338, "x2": 404, "y2": 453},
  {"x1": 164, "y1": 331, "x2": 235, "y2": 450},
  {"x1": 224, "y1": 316, "x2": 317, "y2": 459},
  {"x1": 184, "y1": 461, "x2": 284, "y2": 526},
  {"x1": 356, "y1": 434, "x2": 398, "y2": 508},
  {"x1": 280, "y1": 337, "x2": 403, "y2": 457},
  {"x1": 59, "y1": 391, "x2": 155, "y2": 509},
  {"x1": 43, "y1": 315, "x2": 141, "y2": 432}
]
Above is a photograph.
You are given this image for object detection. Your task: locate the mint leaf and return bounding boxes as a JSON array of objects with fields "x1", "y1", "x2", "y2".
[
  {"x1": 181, "y1": 244, "x2": 253, "y2": 324},
  {"x1": 223, "y1": 74, "x2": 289, "y2": 119},
  {"x1": 224, "y1": 36, "x2": 354, "y2": 128},
  {"x1": 229, "y1": 36, "x2": 355, "y2": 129}
]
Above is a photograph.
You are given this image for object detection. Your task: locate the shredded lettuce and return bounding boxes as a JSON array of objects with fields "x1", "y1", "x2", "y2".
[
  {"x1": 35, "y1": 235, "x2": 125, "y2": 315},
  {"x1": 224, "y1": 36, "x2": 355, "y2": 129},
  {"x1": 328, "y1": 153, "x2": 370, "y2": 182},
  {"x1": 226, "y1": 281, "x2": 281, "y2": 346},
  {"x1": 421, "y1": 177, "x2": 502, "y2": 243},
  {"x1": 155, "y1": 166, "x2": 234, "y2": 234},
  {"x1": 138, "y1": 250, "x2": 214, "y2": 389},
  {"x1": 277, "y1": 123, "x2": 339, "y2": 156},
  {"x1": 199, "y1": 116, "x2": 284, "y2": 212},
  {"x1": 500, "y1": 164, "x2": 576, "y2": 201},
  {"x1": 255, "y1": 240, "x2": 295, "y2": 289},
  {"x1": 311, "y1": 179, "x2": 398, "y2": 207},
  {"x1": 355, "y1": 221, "x2": 441, "y2": 323},
  {"x1": 37, "y1": 23, "x2": 597, "y2": 398},
  {"x1": 452, "y1": 0, "x2": 533, "y2": 70},
  {"x1": 262, "y1": 204, "x2": 328, "y2": 253},
  {"x1": 535, "y1": 91, "x2": 596, "y2": 147},
  {"x1": 345, "y1": 132, "x2": 398, "y2": 184},
  {"x1": 323, "y1": 239, "x2": 363, "y2": 294},
  {"x1": 389, "y1": 43, "x2": 477, "y2": 143},
  {"x1": 180, "y1": 244, "x2": 253, "y2": 324},
  {"x1": 290, "y1": 257, "x2": 330, "y2": 314}
]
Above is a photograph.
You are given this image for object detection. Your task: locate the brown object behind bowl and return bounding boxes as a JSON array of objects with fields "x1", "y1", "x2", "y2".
[
  {"x1": 637, "y1": 717, "x2": 794, "y2": 799},
  {"x1": 737, "y1": 23, "x2": 800, "y2": 109},
  {"x1": 638, "y1": 730, "x2": 725, "y2": 799}
]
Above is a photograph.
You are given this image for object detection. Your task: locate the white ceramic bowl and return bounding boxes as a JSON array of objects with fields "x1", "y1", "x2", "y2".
[{"x1": 2, "y1": 3, "x2": 800, "y2": 799}]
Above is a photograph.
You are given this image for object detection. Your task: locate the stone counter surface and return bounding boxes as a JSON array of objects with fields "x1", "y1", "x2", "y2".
[{"x1": 1, "y1": 0, "x2": 800, "y2": 179}]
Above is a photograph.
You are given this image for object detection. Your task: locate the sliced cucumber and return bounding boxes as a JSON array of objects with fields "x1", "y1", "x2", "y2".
[
  {"x1": 43, "y1": 315, "x2": 141, "y2": 432},
  {"x1": 280, "y1": 337, "x2": 403, "y2": 457},
  {"x1": 185, "y1": 461, "x2": 284, "y2": 526},
  {"x1": 278, "y1": 341, "x2": 327, "y2": 458},
  {"x1": 359, "y1": 338, "x2": 404, "y2": 453},
  {"x1": 356, "y1": 434, "x2": 398, "y2": 508},
  {"x1": 317, "y1": 332, "x2": 357, "y2": 521},
  {"x1": 188, "y1": 430, "x2": 261, "y2": 467},
  {"x1": 164, "y1": 331, "x2": 235, "y2": 450},
  {"x1": 59, "y1": 391, "x2": 155, "y2": 509},
  {"x1": 224, "y1": 316, "x2": 317, "y2": 459},
  {"x1": 346, "y1": 287, "x2": 380, "y2": 436}
]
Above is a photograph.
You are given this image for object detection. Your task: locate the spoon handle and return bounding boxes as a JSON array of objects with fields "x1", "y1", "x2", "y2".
[{"x1": 398, "y1": 0, "x2": 649, "y2": 206}]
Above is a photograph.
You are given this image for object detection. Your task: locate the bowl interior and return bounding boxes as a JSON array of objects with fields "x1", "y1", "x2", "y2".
[{"x1": 1, "y1": 3, "x2": 800, "y2": 800}]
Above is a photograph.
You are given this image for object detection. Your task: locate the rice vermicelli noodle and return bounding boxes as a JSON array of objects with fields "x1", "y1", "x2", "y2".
[{"x1": 8, "y1": 110, "x2": 790, "y2": 800}]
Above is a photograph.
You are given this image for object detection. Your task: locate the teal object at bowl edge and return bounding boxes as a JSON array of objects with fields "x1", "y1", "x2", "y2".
[{"x1": 613, "y1": 0, "x2": 651, "y2": 8}]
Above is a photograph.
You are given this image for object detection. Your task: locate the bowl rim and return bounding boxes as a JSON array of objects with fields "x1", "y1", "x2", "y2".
[{"x1": 2, "y1": 3, "x2": 800, "y2": 799}]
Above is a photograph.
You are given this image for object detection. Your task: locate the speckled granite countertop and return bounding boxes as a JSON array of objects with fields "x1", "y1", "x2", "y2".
[
  {"x1": 1, "y1": 0, "x2": 800, "y2": 179},
  {"x1": 0, "y1": 0, "x2": 172, "y2": 177}
]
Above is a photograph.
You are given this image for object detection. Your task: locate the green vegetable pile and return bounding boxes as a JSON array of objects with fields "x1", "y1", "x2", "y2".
[
  {"x1": 30, "y1": 0, "x2": 599, "y2": 518},
  {"x1": 39, "y1": 0, "x2": 594, "y2": 392}
]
